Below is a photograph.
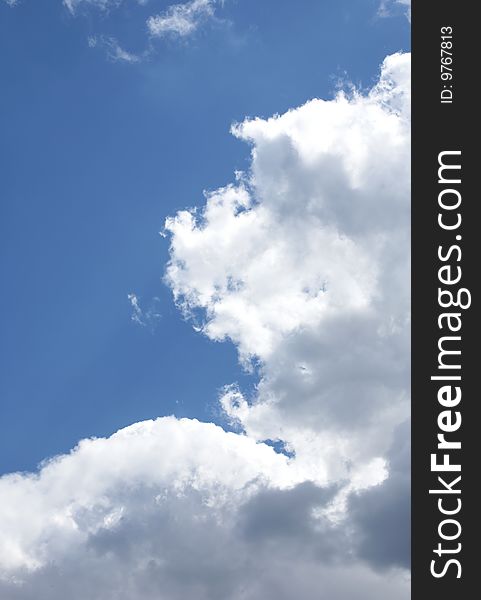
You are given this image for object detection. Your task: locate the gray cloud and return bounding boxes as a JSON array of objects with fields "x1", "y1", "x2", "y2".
[
  {"x1": 0, "y1": 476, "x2": 410, "y2": 600},
  {"x1": 350, "y1": 420, "x2": 411, "y2": 570}
]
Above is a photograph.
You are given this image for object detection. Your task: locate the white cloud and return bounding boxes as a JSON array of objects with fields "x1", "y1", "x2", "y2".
[
  {"x1": 379, "y1": 0, "x2": 411, "y2": 21},
  {"x1": 86, "y1": 35, "x2": 144, "y2": 63},
  {"x1": 62, "y1": 0, "x2": 220, "y2": 60},
  {"x1": 166, "y1": 52, "x2": 410, "y2": 486},
  {"x1": 64, "y1": 0, "x2": 120, "y2": 14},
  {"x1": 128, "y1": 292, "x2": 144, "y2": 325},
  {"x1": 166, "y1": 52, "x2": 410, "y2": 362},
  {"x1": 128, "y1": 293, "x2": 162, "y2": 329},
  {"x1": 0, "y1": 418, "x2": 295, "y2": 573},
  {"x1": 63, "y1": 0, "x2": 218, "y2": 35},
  {"x1": 63, "y1": 0, "x2": 148, "y2": 15},
  {"x1": 0, "y1": 418, "x2": 409, "y2": 599},
  {"x1": 147, "y1": 0, "x2": 216, "y2": 38},
  {"x1": 102, "y1": 36, "x2": 141, "y2": 63},
  {"x1": 0, "y1": 53, "x2": 411, "y2": 598}
]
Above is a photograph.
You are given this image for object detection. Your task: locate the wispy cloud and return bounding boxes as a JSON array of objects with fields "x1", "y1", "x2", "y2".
[
  {"x1": 5, "y1": 0, "x2": 228, "y2": 62},
  {"x1": 64, "y1": 0, "x2": 122, "y2": 15},
  {"x1": 379, "y1": 0, "x2": 411, "y2": 22},
  {"x1": 128, "y1": 293, "x2": 162, "y2": 329},
  {"x1": 147, "y1": 0, "x2": 216, "y2": 38},
  {"x1": 103, "y1": 36, "x2": 142, "y2": 62},
  {"x1": 69, "y1": 0, "x2": 223, "y2": 62}
]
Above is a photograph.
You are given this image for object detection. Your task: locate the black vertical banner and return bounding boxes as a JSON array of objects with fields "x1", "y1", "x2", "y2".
[{"x1": 412, "y1": 1, "x2": 478, "y2": 598}]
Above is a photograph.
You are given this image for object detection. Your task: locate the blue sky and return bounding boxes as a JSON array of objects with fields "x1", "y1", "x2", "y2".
[
  {"x1": 0, "y1": 0, "x2": 409, "y2": 475},
  {"x1": 0, "y1": 2, "x2": 412, "y2": 598}
]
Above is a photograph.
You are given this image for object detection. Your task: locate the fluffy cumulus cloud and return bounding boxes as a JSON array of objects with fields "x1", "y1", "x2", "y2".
[
  {"x1": 0, "y1": 418, "x2": 409, "y2": 599},
  {"x1": 166, "y1": 51, "x2": 410, "y2": 480},
  {"x1": 0, "y1": 53, "x2": 411, "y2": 598}
]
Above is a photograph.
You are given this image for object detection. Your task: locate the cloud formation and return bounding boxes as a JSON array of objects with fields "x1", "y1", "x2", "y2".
[
  {"x1": 147, "y1": 0, "x2": 216, "y2": 38},
  {"x1": 350, "y1": 419, "x2": 411, "y2": 571},
  {"x1": 166, "y1": 51, "x2": 410, "y2": 483},
  {"x1": 61, "y1": 0, "x2": 221, "y2": 60},
  {"x1": 0, "y1": 419, "x2": 409, "y2": 599},
  {"x1": 0, "y1": 53, "x2": 411, "y2": 598},
  {"x1": 63, "y1": 0, "x2": 122, "y2": 14},
  {"x1": 128, "y1": 293, "x2": 162, "y2": 329},
  {"x1": 379, "y1": 0, "x2": 411, "y2": 21}
]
